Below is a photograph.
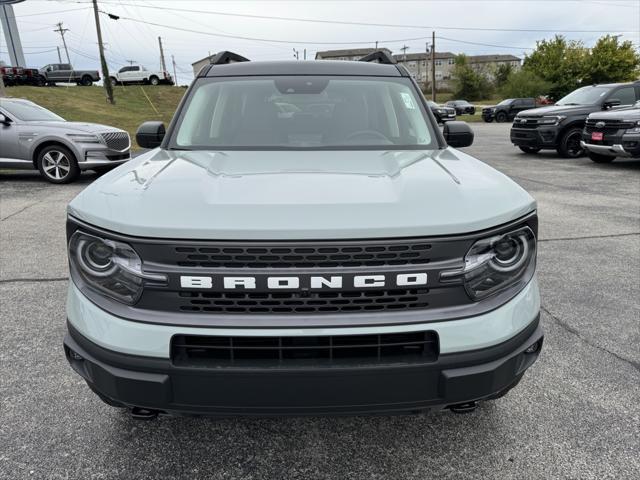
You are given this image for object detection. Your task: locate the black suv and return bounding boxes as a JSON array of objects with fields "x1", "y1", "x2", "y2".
[
  {"x1": 483, "y1": 98, "x2": 536, "y2": 123},
  {"x1": 427, "y1": 101, "x2": 456, "y2": 123},
  {"x1": 581, "y1": 101, "x2": 640, "y2": 163},
  {"x1": 510, "y1": 82, "x2": 640, "y2": 157},
  {"x1": 445, "y1": 100, "x2": 476, "y2": 115}
]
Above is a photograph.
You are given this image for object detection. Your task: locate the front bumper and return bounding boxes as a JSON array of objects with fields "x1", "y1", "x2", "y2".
[
  {"x1": 64, "y1": 316, "x2": 542, "y2": 416},
  {"x1": 78, "y1": 149, "x2": 131, "y2": 170},
  {"x1": 510, "y1": 127, "x2": 559, "y2": 149},
  {"x1": 580, "y1": 132, "x2": 640, "y2": 158}
]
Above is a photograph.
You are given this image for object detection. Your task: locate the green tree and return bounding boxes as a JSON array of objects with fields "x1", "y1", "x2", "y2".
[
  {"x1": 494, "y1": 62, "x2": 513, "y2": 88},
  {"x1": 584, "y1": 35, "x2": 640, "y2": 84},
  {"x1": 500, "y1": 70, "x2": 552, "y2": 99},
  {"x1": 450, "y1": 54, "x2": 493, "y2": 101},
  {"x1": 523, "y1": 35, "x2": 587, "y2": 100}
]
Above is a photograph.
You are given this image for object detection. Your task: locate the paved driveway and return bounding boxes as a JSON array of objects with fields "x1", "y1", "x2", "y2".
[{"x1": 1, "y1": 123, "x2": 638, "y2": 479}]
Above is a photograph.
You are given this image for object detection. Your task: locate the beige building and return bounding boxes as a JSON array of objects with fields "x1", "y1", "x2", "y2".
[
  {"x1": 315, "y1": 48, "x2": 392, "y2": 61},
  {"x1": 191, "y1": 54, "x2": 217, "y2": 77}
]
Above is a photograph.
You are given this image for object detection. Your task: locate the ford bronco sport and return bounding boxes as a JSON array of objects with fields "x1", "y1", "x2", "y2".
[{"x1": 63, "y1": 51, "x2": 543, "y2": 417}]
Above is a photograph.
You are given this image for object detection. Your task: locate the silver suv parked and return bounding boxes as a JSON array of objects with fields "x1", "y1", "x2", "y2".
[{"x1": 0, "y1": 98, "x2": 131, "y2": 183}]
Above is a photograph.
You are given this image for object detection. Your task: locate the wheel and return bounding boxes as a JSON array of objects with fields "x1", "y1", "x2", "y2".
[
  {"x1": 149, "y1": 75, "x2": 159, "y2": 86},
  {"x1": 80, "y1": 75, "x2": 93, "y2": 86},
  {"x1": 35, "y1": 75, "x2": 45, "y2": 87},
  {"x1": 588, "y1": 151, "x2": 615, "y2": 163},
  {"x1": 518, "y1": 146, "x2": 541, "y2": 154},
  {"x1": 557, "y1": 128, "x2": 585, "y2": 158},
  {"x1": 36, "y1": 145, "x2": 80, "y2": 184},
  {"x1": 109, "y1": 77, "x2": 118, "y2": 86},
  {"x1": 495, "y1": 111, "x2": 507, "y2": 123}
]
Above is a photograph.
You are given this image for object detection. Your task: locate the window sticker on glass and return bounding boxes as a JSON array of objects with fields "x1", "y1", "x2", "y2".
[{"x1": 401, "y1": 92, "x2": 416, "y2": 110}]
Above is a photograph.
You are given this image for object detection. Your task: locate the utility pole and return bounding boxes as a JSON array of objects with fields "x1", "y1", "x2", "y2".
[
  {"x1": 431, "y1": 31, "x2": 436, "y2": 102},
  {"x1": 126, "y1": 59, "x2": 136, "y2": 66},
  {"x1": 56, "y1": 46, "x2": 62, "y2": 63},
  {"x1": 171, "y1": 54, "x2": 177, "y2": 86},
  {"x1": 91, "y1": 0, "x2": 114, "y2": 104},
  {"x1": 400, "y1": 44, "x2": 409, "y2": 62},
  {"x1": 375, "y1": 40, "x2": 378, "y2": 49},
  {"x1": 158, "y1": 36, "x2": 167, "y2": 72},
  {"x1": 293, "y1": 48, "x2": 299, "y2": 60},
  {"x1": 303, "y1": 49, "x2": 306, "y2": 60},
  {"x1": 53, "y1": 22, "x2": 70, "y2": 63}
]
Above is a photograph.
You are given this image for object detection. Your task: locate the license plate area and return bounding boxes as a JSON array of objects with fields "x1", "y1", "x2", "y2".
[{"x1": 591, "y1": 131, "x2": 604, "y2": 141}]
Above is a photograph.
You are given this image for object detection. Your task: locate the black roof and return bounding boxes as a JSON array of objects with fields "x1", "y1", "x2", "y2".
[{"x1": 201, "y1": 60, "x2": 404, "y2": 78}]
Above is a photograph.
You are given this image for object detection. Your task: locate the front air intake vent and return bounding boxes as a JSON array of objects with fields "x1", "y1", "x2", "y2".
[{"x1": 171, "y1": 331, "x2": 439, "y2": 368}]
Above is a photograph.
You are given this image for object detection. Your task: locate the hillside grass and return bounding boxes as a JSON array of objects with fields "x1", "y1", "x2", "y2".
[{"x1": 5, "y1": 85, "x2": 186, "y2": 149}]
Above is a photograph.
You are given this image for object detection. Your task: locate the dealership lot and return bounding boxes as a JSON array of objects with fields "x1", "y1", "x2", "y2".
[{"x1": 1, "y1": 123, "x2": 638, "y2": 479}]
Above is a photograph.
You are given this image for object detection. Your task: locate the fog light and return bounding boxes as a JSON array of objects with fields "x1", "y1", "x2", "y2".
[{"x1": 525, "y1": 342, "x2": 539, "y2": 354}]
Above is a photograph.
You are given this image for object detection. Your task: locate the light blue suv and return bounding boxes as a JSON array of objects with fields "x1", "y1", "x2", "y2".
[{"x1": 63, "y1": 51, "x2": 542, "y2": 418}]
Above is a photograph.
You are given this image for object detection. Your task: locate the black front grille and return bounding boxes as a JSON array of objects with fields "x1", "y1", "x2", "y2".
[
  {"x1": 172, "y1": 287, "x2": 433, "y2": 314},
  {"x1": 171, "y1": 331, "x2": 439, "y2": 367},
  {"x1": 513, "y1": 118, "x2": 540, "y2": 129},
  {"x1": 173, "y1": 242, "x2": 433, "y2": 269},
  {"x1": 101, "y1": 131, "x2": 130, "y2": 151},
  {"x1": 585, "y1": 119, "x2": 635, "y2": 130}
]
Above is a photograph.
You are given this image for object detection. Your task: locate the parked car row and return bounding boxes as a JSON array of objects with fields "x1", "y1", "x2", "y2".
[
  {"x1": 1, "y1": 62, "x2": 173, "y2": 87},
  {"x1": 510, "y1": 80, "x2": 640, "y2": 160}
]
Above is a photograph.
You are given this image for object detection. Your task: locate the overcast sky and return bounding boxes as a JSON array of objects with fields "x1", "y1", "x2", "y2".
[{"x1": 2, "y1": 0, "x2": 639, "y2": 85}]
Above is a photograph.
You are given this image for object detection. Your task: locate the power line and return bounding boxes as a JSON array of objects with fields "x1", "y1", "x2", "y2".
[
  {"x1": 437, "y1": 36, "x2": 535, "y2": 50},
  {"x1": 15, "y1": 7, "x2": 92, "y2": 17},
  {"x1": 95, "y1": 2, "x2": 638, "y2": 34}
]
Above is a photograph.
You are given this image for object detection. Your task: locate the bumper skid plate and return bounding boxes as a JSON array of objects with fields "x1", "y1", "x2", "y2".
[{"x1": 64, "y1": 317, "x2": 542, "y2": 416}]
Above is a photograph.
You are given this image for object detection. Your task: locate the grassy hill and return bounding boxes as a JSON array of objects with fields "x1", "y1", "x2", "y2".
[{"x1": 5, "y1": 85, "x2": 186, "y2": 149}]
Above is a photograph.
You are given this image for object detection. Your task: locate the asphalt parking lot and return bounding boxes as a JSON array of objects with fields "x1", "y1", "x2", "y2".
[{"x1": 1, "y1": 122, "x2": 639, "y2": 480}]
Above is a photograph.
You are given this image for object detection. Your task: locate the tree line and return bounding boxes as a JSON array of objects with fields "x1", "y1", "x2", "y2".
[{"x1": 450, "y1": 35, "x2": 640, "y2": 101}]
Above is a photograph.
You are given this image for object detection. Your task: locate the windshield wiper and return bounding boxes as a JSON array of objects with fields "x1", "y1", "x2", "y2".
[{"x1": 557, "y1": 103, "x2": 581, "y2": 106}]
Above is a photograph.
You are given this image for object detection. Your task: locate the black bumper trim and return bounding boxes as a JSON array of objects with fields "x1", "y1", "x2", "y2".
[{"x1": 64, "y1": 315, "x2": 542, "y2": 416}]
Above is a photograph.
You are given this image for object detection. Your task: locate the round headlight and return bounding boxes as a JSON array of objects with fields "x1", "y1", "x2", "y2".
[
  {"x1": 79, "y1": 239, "x2": 116, "y2": 275},
  {"x1": 490, "y1": 233, "x2": 529, "y2": 272}
]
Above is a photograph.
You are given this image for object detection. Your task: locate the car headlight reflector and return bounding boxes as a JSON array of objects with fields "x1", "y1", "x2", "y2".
[
  {"x1": 69, "y1": 231, "x2": 166, "y2": 304},
  {"x1": 462, "y1": 226, "x2": 536, "y2": 300},
  {"x1": 538, "y1": 115, "x2": 566, "y2": 126},
  {"x1": 67, "y1": 133, "x2": 101, "y2": 144}
]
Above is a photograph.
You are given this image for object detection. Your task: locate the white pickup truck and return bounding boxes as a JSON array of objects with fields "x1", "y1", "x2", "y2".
[{"x1": 109, "y1": 65, "x2": 174, "y2": 86}]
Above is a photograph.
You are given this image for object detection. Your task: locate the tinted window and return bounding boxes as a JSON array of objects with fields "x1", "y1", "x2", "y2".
[
  {"x1": 612, "y1": 87, "x2": 636, "y2": 105},
  {"x1": 60, "y1": 64, "x2": 72, "y2": 70},
  {"x1": 119, "y1": 67, "x2": 128, "y2": 73},
  {"x1": 557, "y1": 86, "x2": 612, "y2": 106},
  {"x1": 0, "y1": 100, "x2": 65, "y2": 122},
  {"x1": 497, "y1": 99, "x2": 514, "y2": 106},
  {"x1": 131, "y1": 66, "x2": 140, "y2": 72},
  {"x1": 172, "y1": 76, "x2": 437, "y2": 150}
]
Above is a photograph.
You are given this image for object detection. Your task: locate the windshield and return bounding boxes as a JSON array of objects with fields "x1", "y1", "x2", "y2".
[
  {"x1": 170, "y1": 76, "x2": 437, "y2": 150},
  {"x1": 0, "y1": 100, "x2": 64, "y2": 122},
  {"x1": 556, "y1": 86, "x2": 610, "y2": 106},
  {"x1": 497, "y1": 99, "x2": 513, "y2": 106}
]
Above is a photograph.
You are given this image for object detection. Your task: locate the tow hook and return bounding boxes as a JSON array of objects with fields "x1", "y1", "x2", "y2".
[
  {"x1": 130, "y1": 407, "x2": 159, "y2": 420},
  {"x1": 449, "y1": 401, "x2": 477, "y2": 414}
]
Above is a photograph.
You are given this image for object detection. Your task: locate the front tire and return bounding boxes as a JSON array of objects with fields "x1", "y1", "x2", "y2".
[
  {"x1": 495, "y1": 111, "x2": 507, "y2": 123},
  {"x1": 519, "y1": 146, "x2": 541, "y2": 154},
  {"x1": 149, "y1": 75, "x2": 160, "y2": 86},
  {"x1": 557, "y1": 128, "x2": 585, "y2": 158},
  {"x1": 80, "y1": 75, "x2": 93, "y2": 86},
  {"x1": 36, "y1": 145, "x2": 80, "y2": 184},
  {"x1": 588, "y1": 151, "x2": 616, "y2": 163},
  {"x1": 109, "y1": 77, "x2": 119, "y2": 86}
]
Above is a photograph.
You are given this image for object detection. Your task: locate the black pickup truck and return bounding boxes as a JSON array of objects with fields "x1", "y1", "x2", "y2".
[
  {"x1": 510, "y1": 82, "x2": 640, "y2": 157},
  {"x1": 581, "y1": 102, "x2": 640, "y2": 163},
  {"x1": 39, "y1": 63, "x2": 100, "y2": 86}
]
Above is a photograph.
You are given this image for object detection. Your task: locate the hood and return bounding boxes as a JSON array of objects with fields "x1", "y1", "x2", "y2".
[
  {"x1": 68, "y1": 148, "x2": 536, "y2": 240},
  {"x1": 588, "y1": 107, "x2": 640, "y2": 121},
  {"x1": 518, "y1": 104, "x2": 596, "y2": 117},
  {"x1": 24, "y1": 121, "x2": 123, "y2": 134}
]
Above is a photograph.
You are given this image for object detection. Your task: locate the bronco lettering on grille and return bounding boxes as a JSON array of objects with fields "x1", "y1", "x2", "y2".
[{"x1": 180, "y1": 273, "x2": 428, "y2": 290}]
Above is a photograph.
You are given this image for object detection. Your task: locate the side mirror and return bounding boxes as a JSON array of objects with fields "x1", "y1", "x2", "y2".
[
  {"x1": 602, "y1": 99, "x2": 621, "y2": 109},
  {"x1": 443, "y1": 121, "x2": 474, "y2": 148},
  {"x1": 136, "y1": 121, "x2": 165, "y2": 149},
  {"x1": 0, "y1": 113, "x2": 12, "y2": 125}
]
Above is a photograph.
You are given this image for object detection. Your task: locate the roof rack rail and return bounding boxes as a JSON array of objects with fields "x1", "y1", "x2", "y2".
[
  {"x1": 359, "y1": 50, "x2": 397, "y2": 65},
  {"x1": 209, "y1": 51, "x2": 250, "y2": 65}
]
